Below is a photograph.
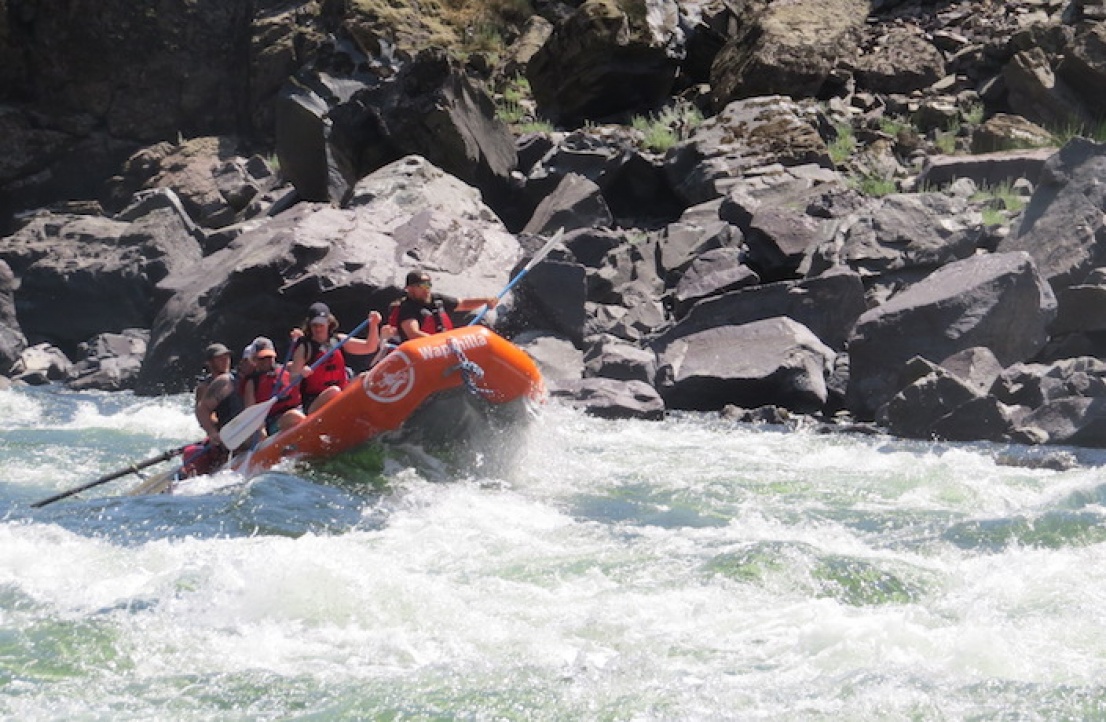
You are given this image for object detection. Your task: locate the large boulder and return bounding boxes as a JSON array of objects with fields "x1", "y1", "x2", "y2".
[
  {"x1": 854, "y1": 27, "x2": 947, "y2": 94},
  {"x1": 846, "y1": 251, "x2": 1057, "y2": 418},
  {"x1": 0, "y1": 259, "x2": 26, "y2": 372},
  {"x1": 656, "y1": 316, "x2": 835, "y2": 413},
  {"x1": 0, "y1": 203, "x2": 202, "y2": 355},
  {"x1": 708, "y1": 0, "x2": 867, "y2": 108},
  {"x1": 999, "y1": 139, "x2": 1106, "y2": 293},
  {"x1": 135, "y1": 156, "x2": 522, "y2": 394},
  {"x1": 656, "y1": 267, "x2": 866, "y2": 352},
  {"x1": 526, "y1": 0, "x2": 683, "y2": 126},
  {"x1": 664, "y1": 96, "x2": 831, "y2": 205},
  {"x1": 276, "y1": 44, "x2": 517, "y2": 217},
  {"x1": 68, "y1": 329, "x2": 149, "y2": 392},
  {"x1": 805, "y1": 193, "x2": 984, "y2": 280},
  {"x1": 551, "y1": 378, "x2": 666, "y2": 420}
]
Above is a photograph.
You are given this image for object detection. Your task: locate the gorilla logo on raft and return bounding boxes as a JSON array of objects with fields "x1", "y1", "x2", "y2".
[{"x1": 363, "y1": 350, "x2": 416, "y2": 403}]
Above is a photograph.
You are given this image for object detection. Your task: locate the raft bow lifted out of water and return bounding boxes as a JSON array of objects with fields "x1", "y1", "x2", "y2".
[{"x1": 229, "y1": 326, "x2": 544, "y2": 477}]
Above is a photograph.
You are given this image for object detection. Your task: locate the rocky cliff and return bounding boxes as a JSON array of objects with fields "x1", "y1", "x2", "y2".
[{"x1": 4, "y1": 0, "x2": 1106, "y2": 448}]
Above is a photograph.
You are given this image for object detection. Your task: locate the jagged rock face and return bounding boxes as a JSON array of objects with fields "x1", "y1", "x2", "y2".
[
  {"x1": 664, "y1": 96, "x2": 831, "y2": 205},
  {"x1": 527, "y1": 0, "x2": 682, "y2": 126},
  {"x1": 708, "y1": 0, "x2": 867, "y2": 109},
  {"x1": 104, "y1": 137, "x2": 279, "y2": 228},
  {"x1": 0, "y1": 1, "x2": 306, "y2": 142},
  {"x1": 0, "y1": 0, "x2": 326, "y2": 234},
  {"x1": 0, "y1": 207, "x2": 202, "y2": 357},
  {"x1": 846, "y1": 251, "x2": 1057, "y2": 419},
  {"x1": 0, "y1": 259, "x2": 26, "y2": 372},
  {"x1": 276, "y1": 45, "x2": 518, "y2": 217},
  {"x1": 1057, "y1": 21, "x2": 1106, "y2": 120},
  {"x1": 854, "y1": 27, "x2": 947, "y2": 94},
  {"x1": 1000, "y1": 139, "x2": 1106, "y2": 293}
]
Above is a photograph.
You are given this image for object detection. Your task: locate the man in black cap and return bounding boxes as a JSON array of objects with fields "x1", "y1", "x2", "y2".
[
  {"x1": 388, "y1": 270, "x2": 499, "y2": 342},
  {"x1": 193, "y1": 341, "x2": 243, "y2": 459}
]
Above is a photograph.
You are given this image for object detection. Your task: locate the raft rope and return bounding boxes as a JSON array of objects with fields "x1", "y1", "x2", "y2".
[{"x1": 448, "y1": 338, "x2": 491, "y2": 397}]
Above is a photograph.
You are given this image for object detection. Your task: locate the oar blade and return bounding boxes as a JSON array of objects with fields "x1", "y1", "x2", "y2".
[
  {"x1": 523, "y1": 227, "x2": 564, "y2": 272},
  {"x1": 29, "y1": 444, "x2": 186, "y2": 508},
  {"x1": 219, "y1": 398, "x2": 276, "y2": 451}
]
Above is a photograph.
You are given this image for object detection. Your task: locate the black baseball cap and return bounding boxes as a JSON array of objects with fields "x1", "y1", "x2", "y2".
[{"x1": 405, "y1": 270, "x2": 431, "y2": 286}]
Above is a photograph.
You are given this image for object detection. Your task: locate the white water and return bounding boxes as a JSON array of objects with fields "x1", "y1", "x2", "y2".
[{"x1": 3, "y1": 385, "x2": 1106, "y2": 719}]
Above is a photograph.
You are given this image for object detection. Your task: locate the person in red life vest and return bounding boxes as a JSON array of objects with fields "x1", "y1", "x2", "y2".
[
  {"x1": 242, "y1": 336, "x2": 304, "y2": 436},
  {"x1": 189, "y1": 342, "x2": 243, "y2": 474},
  {"x1": 235, "y1": 339, "x2": 260, "y2": 400},
  {"x1": 289, "y1": 302, "x2": 386, "y2": 415},
  {"x1": 388, "y1": 270, "x2": 499, "y2": 342}
]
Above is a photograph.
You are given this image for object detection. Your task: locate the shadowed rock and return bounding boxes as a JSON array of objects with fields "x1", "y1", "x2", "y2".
[{"x1": 846, "y1": 251, "x2": 1056, "y2": 419}]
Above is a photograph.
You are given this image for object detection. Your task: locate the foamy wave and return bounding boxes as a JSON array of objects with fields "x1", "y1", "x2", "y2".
[
  {"x1": 63, "y1": 395, "x2": 196, "y2": 438},
  {"x1": 0, "y1": 388, "x2": 45, "y2": 428}
]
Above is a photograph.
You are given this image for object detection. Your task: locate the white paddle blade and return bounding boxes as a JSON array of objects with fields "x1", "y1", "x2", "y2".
[
  {"x1": 219, "y1": 398, "x2": 276, "y2": 451},
  {"x1": 523, "y1": 227, "x2": 564, "y2": 272}
]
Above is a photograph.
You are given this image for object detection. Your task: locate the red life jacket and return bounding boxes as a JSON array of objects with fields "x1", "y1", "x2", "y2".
[
  {"x1": 299, "y1": 338, "x2": 347, "y2": 397},
  {"x1": 253, "y1": 368, "x2": 301, "y2": 415},
  {"x1": 388, "y1": 298, "x2": 453, "y2": 340}
]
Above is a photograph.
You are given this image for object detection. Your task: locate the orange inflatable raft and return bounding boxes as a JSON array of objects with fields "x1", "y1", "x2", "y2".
[{"x1": 229, "y1": 325, "x2": 544, "y2": 477}]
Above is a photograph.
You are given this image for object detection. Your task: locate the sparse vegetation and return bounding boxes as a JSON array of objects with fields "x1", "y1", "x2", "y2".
[
  {"x1": 964, "y1": 102, "x2": 985, "y2": 125},
  {"x1": 515, "y1": 120, "x2": 554, "y2": 134},
  {"x1": 934, "y1": 131, "x2": 957, "y2": 155},
  {"x1": 828, "y1": 122, "x2": 857, "y2": 165},
  {"x1": 630, "y1": 103, "x2": 704, "y2": 153},
  {"x1": 495, "y1": 73, "x2": 536, "y2": 125},
  {"x1": 972, "y1": 181, "x2": 1026, "y2": 225},
  {"x1": 1050, "y1": 117, "x2": 1106, "y2": 145},
  {"x1": 853, "y1": 173, "x2": 897, "y2": 197},
  {"x1": 879, "y1": 115, "x2": 910, "y2": 137}
]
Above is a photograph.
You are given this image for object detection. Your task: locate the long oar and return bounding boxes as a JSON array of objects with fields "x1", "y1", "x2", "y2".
[
  {"x1": 220, "y1": 316, "x2": 372, "y2": 451},
  {"x1": 31, "y1": 444, "x2": 190, "y2": 508},
  {"x1": 468, "y1": 227, "x2": 564, "y2": 327}
]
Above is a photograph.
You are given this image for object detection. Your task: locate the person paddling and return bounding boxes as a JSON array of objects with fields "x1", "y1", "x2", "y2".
[
  {"x1": 289, "y1": 302, "x2": 385, "y2": 415},
  {"x1": 388, "y1": 270, "x2": 499, "y2": 342},
  {"x1": 242, "y1": 336, "x2": 304, "y2": 436},
  {"x1": 191, "y1": 342, "x2": 243, "y2": 472}
]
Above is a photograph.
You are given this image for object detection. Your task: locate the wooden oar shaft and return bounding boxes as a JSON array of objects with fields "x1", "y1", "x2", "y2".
[{"x1": 31, "y1": 444, "x2": 189, "y2": 508}]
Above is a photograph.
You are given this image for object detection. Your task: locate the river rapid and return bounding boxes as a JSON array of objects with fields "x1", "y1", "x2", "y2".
[{"x1": 2, "y1": 384, "x2": 1106, "y2": 720}]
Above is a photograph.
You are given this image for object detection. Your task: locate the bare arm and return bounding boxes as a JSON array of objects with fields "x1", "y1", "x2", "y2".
[
  {"x1": 195, "y1": 375, "x2": 234, "y2": 445},
  {"x1": 400, "y1": 317, "x2": 429, "y2": 339},
  {"x1": 455, "y1": 297, "x2": 498, "y2": 313},
  {"x1": 340, "y1": 311, "x2": 383, "y2": 355},
  {"x1": 289, "y1": 339, "x2": 310, "y2": 378}
]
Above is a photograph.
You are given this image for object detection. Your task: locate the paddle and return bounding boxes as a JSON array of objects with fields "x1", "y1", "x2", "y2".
[
  {"x1": 219, "y1": 316, "x2": 373, "y2": 451},
  {"x1": 31, "y1": 443, "x2": 190, "y2": 508},
  {"x1": 468, "y1": 227, "x2": 564, "y2": 327}
]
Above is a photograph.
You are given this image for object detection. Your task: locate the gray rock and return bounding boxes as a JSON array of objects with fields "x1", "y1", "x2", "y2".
[
  {"x1": 657, "y1": 316, "x2": 835, "y2": 413},
  {"x1": 846, "y1": 251, "x2": 1056, "y2": 418},
  {"x1": 583, "y1": 336, "x2": 657, "y2": 384},
  {"x1": 551, "y1": 378, "x2": 666, "y2": 421}
]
